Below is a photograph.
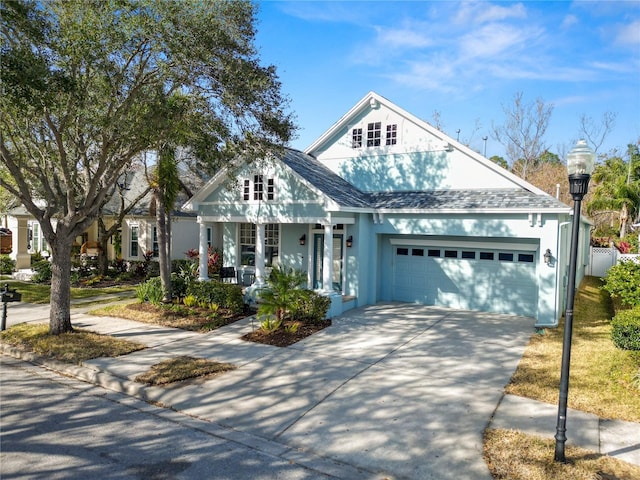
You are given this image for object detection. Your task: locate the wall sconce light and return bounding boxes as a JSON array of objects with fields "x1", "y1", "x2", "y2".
[
  {"x1": 299, "y1": 234, "x2": 306, "y2": 246},
  {"x1": 346, "y1": 236, "x2": 353, "y2": 248},
  {"x1": 444, "y1": 143, "x2": 454, "y2": 152},
  {"x1": 543, "y1": 248, "x2": 552, "y2": 265}
]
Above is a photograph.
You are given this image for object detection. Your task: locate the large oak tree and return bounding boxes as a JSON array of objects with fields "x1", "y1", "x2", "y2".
[{"x1": 0, "y1": 0, "x2": 294, "y2": 334}]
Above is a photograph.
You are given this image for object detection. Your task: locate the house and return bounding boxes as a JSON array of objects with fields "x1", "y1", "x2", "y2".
[
  {"x1": 3, "y1": 167, "x2": 199, "y2": 270},
  {"x1": 186, "y1": 91, "x2": 589, "y2": 327}
]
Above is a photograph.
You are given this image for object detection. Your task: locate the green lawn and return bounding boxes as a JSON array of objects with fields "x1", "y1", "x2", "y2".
[
  {"x1": 506, "y1": 275, "x2": 640, "y2": 421},
  {"x1": 2, "y1": 280, "x2": 137, "y2": 304}
]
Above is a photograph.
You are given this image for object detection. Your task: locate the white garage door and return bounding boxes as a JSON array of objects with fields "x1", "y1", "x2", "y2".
[{"x1": 392, "y1": 245, "x2": 537, "y2": 317}]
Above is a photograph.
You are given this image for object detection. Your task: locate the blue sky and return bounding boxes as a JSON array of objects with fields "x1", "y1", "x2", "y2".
[{"x1": 255, "y1": 1, "x2": 640, "y2": 161}]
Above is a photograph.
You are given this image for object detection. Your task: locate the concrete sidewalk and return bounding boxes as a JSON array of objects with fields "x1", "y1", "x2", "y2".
[{"x1": 2, "y1": 301, "x2": 639, "y2": 479}]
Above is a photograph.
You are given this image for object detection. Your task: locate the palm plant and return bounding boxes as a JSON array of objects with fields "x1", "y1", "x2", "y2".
[
  {"x1": 257, "y1": 266, "x2": 307, "y2": 322},
  {"x1": 587, "y1": 145, "x2": 640, "y2": 239}
]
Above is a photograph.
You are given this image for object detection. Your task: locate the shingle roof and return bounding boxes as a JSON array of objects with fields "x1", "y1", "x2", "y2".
[
  {"x1": 280, "y1": 148, "x2": 568, "y2": 212},
  {"x1": 281, "y1": 149, "x2": 371, "y2": 208},
  {"x1": 369, "y1": 189, "x2": 568, "y2": 210}
]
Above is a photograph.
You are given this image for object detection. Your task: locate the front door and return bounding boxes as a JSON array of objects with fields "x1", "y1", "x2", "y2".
[{"x1": 313, "y1": 233, "x2": 344, "y2": 291}]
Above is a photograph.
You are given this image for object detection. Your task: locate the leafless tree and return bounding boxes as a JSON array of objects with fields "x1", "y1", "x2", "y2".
[{"x1": 491, "y1": 91, "x2": 553, "y2": 181}]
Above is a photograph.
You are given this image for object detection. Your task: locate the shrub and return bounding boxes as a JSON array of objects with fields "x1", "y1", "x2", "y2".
[
  {"x1": 186, "y1": 281, "x2": 244, "y2": 313},
  {"x1": 288, "y1": 290, "x2": 331, "y2": 323},
  {"x1": 183, "y1": 294, "x2": 198, "y2": 307},
  {"x1": 136, "y1": 277, "x2": 163, "y2": 305},
  {"x1": 171, "y1": 259, "x2": 192, "y2": 274},
  {"x1": 260, "y1": 317, "x2": 282, "y2": 332},
  {"x1": 32, "y1": 260, "x2": 52, "y2": 283},
  {"x1": 602, "y1": 260, "x2": 640, "y2": 308},
  {"x1": 170, "y1": 272, "x2": 189, "y2": 300},
  {"x1": 258, "y1": 266, "x2": 307, "y2": 321},
  {"x1": 611, "y1": 308, "x2": 640, "y2": 350},
  {"x1": 0, "y1": 255, "x2": 15, "y2": 274}
]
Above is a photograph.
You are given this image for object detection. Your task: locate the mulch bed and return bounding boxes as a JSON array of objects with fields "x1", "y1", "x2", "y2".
[
  {"x1": 124, "y1": 302, "x2": 250, "y2": 332},
  {"x1": 242, "y1": 319, "x2": 331, "y2": 347}
]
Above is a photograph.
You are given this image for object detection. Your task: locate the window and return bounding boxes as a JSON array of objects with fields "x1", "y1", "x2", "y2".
[
  {"x1": 207, "y1": 227, "x2": 212, "y2": 248},
  {"x1": 130, "y1": 225, "x2": 139, "y2": 258},
  {"x1": 253, "y1": 175, "x2": 264, "y2": 200},
  {"x1": 499, "y1": 253, "x2": 514, "y2": 262},
  {"x1": 428, "y1": 249, "x2": 441, "y2": 257},
  {"x1": 367, "y1": 122, "x2": 381, "y2": 147},
  {"x1": 152, "y1": 226, "x2": 159, "y2": 257},
  {"x1": 240, "y1": 223, "x2": 279, "y2": 266},
  {"x1": 352, "y1": 128, "x2": 362, "y2": 148},
  {"x1": 386, "y1": 124, "x2": 397, "y2": 145},
  {"x1": 480, "y1": 252, "x2": 494, "y2": 260},
  {"x1": 518, "y1": 253, "x2": 534, "y2": 263},
  {"x1": 267, "y1": 178, "x2": 275, "y2": 200},
  {"x1": 412, "y1": 248, "x2": 424, "y2": 256},
  {"x1": 243, "y1": 176, "x2": 274, "y2": 202},
  {"x1": 461, "y1": 251, "x2": 476, "y2": 259},
  {"x1": 444, "y1": 250, "x2": 458, "y2": 258},
  {"x1": 243, "y1": 179, "x2": 250, "y2": 201},
  {"x1": 397, "y1": 248, "x2": 409, "y2": 256}
]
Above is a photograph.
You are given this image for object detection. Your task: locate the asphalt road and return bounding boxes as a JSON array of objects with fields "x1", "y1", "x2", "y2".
[{"x1": 0, "y1": 356, "x2": 338, "y2": 480}]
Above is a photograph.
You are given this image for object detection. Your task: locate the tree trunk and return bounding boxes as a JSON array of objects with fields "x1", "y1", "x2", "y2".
[
  {"x1": 156, "y1": 200, "x2": 172, "y2": 303},
  {"x1": 49, "y1": 236, "x2": 74, "y2": 334},
  {"x1": 620, "y1": 203, "x2": 629, "y2": 239}
]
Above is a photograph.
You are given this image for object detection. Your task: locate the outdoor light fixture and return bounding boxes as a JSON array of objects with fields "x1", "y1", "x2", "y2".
[
  {"x1": 299, "y1": 234, "x2": 306, "y2": 246},
  {"x1": 346, "y1": 236, "x2": 353, "y2": 248},
  {"x1": 554, "y1": 139, "x2": 595, "y2": 463},
  {"x1": 544, "y1": 249, "x2": 553, "y2": 265}
]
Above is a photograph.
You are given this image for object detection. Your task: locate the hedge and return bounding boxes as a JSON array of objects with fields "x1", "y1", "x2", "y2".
[{"x1": 611, "y1": 307, "x2": 640, "y2": 351}]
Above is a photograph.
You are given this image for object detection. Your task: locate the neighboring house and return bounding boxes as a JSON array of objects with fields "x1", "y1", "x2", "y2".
[
  {"x1": 184, "y1": 92, "x2": 589, "y2": 327},
  {"x1": 3, "y1": 167, "x2": 199, "y2": 270}
]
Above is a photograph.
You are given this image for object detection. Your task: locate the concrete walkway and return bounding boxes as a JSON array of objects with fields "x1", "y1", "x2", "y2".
[{"x1": 2, "y1": 301, "x2": 639, "y2": 479}]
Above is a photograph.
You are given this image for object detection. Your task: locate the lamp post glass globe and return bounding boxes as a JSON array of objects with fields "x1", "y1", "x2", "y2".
[{"x1": 567, "y1": 139, "x2": 595, "y2": 176}]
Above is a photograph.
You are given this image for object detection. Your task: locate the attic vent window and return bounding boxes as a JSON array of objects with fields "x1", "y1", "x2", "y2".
[
  {"x1": 243, "y1": 176, "x2": 275, "y2": 202},
  {"x1": 352, "y1": 128, "x2": 363, "y2": 148},
  {"x1": 367, "y1": 122, "x2": 381, "y2": 147},
  {"x1": 386, "y1": 124, "x2": 397, "y2": 145}
]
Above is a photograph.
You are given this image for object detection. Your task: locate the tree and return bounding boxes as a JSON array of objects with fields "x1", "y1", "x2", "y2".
[
  {"x1": 492, "y1": 91, "x2": 553, "y2": 181},
  {"x1": 149, "y1": 145, "x2": 181, "y2": 303},
  {"x1": 578, "y1": 112, "x2": 617, "y2": 156},
  {"x1": 489, "y1": 155, "x2": 508, "y2": 169},
  {"x1": 0, "y1": 0, "x2": 294, "y2": 334},
  {"x1": 587, "y1": 144, "x2": 640, "y2": 238}
]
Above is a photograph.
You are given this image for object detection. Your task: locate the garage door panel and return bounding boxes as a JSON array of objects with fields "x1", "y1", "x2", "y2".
[{"x1": 392, "y1": 244, "x2": 537, "y2": 317}]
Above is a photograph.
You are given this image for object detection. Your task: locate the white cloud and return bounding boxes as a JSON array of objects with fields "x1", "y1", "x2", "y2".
[
  {"x1": 459, "y1": 23, "x2": 540, "y2": 59},
  {"x1": 455, "y1": 1, "x2": 527, "y2": 25},
  {"x1": 376, "y1": 26, "x2": 433, "y2": 49},
  {"x1": 561, "y1": 14, "x2": 578, "y2": 29},
  {"x1": 615, "y1": 20, "x2": 640, "y2": 47}
]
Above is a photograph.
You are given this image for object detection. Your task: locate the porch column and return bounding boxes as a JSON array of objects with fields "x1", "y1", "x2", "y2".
[
  {"x1": 323, "y1": 223, "x2": 333, "y2": 291},
  {"x1": 198, "y1": 221, "x2": 208, "y2": 281},
  {"x1": 254, "y1": 222, "x2": 266, "y2": 285},
  {"x1": 15, "y1": 217, "x2": 30, "y2": 270}
]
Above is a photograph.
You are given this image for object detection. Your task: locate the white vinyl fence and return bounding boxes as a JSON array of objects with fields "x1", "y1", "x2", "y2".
[{"x1": 589, "y1": 245, "x2": 640, "y2": 277}]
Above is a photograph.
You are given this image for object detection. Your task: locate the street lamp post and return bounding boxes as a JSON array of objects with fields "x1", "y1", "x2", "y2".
[{"x1": 554, "y1": 139, "x2": 596, "y2": 462}]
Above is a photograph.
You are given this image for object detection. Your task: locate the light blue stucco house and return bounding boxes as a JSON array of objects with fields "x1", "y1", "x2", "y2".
[{"x1": 183, "y1": 92, "x2": 589, "y2": 327}]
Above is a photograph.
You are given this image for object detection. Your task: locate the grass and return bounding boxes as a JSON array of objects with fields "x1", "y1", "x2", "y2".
[
  {"x1": 485, "y1": 276, "x2": 640, "y2": 478},
  {"x1": 505, "y1": 276, "x2": 640, "y2": 422},
  {"x1": 484, "y1": 429, "x2": 640, "y2": 480},
  {"x1": 89, "y1": 302, "x2": 246, "y2": 333},
  {"x1": 135, "y1": 356, "x2": 236, "y2": 385},
  {"x1": 0, "y1": 323, "x2": 145, "y2": 363},
  {"x1": 2, "y1": 280, "x2": 136, "y2": 304}
]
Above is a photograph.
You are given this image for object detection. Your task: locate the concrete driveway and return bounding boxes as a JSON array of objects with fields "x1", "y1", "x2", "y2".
[{"x1": 7, "y1": 301, "x2": 535, "y2": 479}]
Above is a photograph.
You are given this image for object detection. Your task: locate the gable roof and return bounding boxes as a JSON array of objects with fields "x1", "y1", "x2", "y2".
[
  {"x1": 280, "y1": 149, "x2": 371, "y2": 209},
  {"x1": 304, "y1": 91, "x2": 551, "y2": 197},
  {"x1": 286, "y1": 150, "x2": 568, "y2": 213}
]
